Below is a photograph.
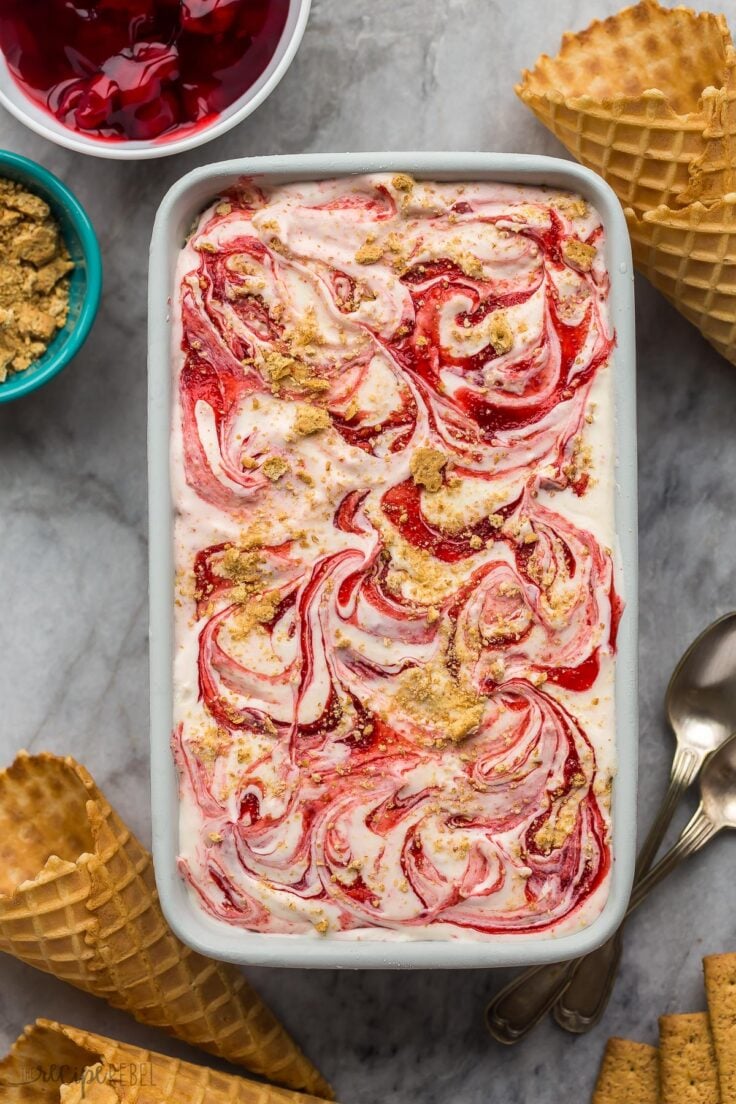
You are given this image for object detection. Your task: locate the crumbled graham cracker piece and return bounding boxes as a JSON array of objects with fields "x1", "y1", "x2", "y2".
[
  {"x1": 262, "y1": 456, "x2": 290, "y2": 481},
  {"x1": 293, "y1": 403, "x2": 331, "y2": 436},
  {"x1": 410, "y1": 447, "x2": 448, "y2": 493},
  {"x1": 392, "y1": 174, "x2": 415, "y2": 192},
  {"x1": 563, "y1": 238, "x2": 597, "y2": 271},
  {"x1": 355, "y1": 237, "x2": 384, "y2": 265},
  {"x1": 488, "y1": 312, "x2": 514, "y2": 354},
  {"x1": 394, "y1": 662, "x2": 485, "y2": 742}
]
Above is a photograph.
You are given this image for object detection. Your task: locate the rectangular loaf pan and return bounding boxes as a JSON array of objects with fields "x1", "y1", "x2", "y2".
[{"x1": 149, "y1": 152, "x2": 638, "y2": 969}]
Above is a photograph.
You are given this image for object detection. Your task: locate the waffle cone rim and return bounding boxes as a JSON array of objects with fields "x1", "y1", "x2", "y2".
[
  {"x1": 516, "y1": 0, "x2": 734, "y2": 125},
  {"x1": 0, "y1": 751, "x2": 130, "y2": 910},
  {"x1": 626, "y1": 192, "x2": 736, "y2": 227},
  {"x1": 0, "y1": 1019, "x2": 333, "y2": 1103}
]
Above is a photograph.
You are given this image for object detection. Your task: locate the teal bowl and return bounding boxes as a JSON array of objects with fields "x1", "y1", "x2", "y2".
[{"x1": 0, "y1": 150, "x2": 102, "y2": 403}]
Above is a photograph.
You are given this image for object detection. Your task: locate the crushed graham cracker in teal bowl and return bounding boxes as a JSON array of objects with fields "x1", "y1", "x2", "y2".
[{"x1": 0, "y1": 150, "x2": 101, "y2": 404}]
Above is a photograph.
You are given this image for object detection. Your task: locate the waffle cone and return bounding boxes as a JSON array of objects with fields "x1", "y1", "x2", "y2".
[
  {"x1": 516, "y1": 0, "x2": 736, "y2": 217},
  {"x1": 627, "y1": 195, "x2": 736, "y2": 364},
  {"x1": 0, "y1": 1019, "x2": 331, "y2": 1103},
  {"x1": 0, "y1": 753, "x2": 331, "y2": 1099}
]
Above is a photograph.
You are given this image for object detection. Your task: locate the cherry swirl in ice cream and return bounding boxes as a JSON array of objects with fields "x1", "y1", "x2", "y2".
[{"x1": 172, "y1": 175, "x2": 618, "y2": 940}]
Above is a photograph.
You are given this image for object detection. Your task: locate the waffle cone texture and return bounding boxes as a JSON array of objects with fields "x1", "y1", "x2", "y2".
[
  {"x1": 0, "y1": 1019, "x2": 331, "y2": 1103},
  {"x1": 517, "y1": 0, "x2": 736, "y2": 365},
  {"x1": 0, "y1": 752, "x2": 331, "y2": 1099}
]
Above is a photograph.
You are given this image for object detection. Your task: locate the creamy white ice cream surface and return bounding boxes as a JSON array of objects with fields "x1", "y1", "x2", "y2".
[{"x1": 171, "y1": 174, "x2": 618, "y2": 941}]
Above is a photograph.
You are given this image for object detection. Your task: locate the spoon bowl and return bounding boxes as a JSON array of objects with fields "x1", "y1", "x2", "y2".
[
  {"x1": 701, "y1": 732, "x2": 736, "y2": 828},
  {"x1": 666, "y1": 612, "x2": 736, "y2": 754}
]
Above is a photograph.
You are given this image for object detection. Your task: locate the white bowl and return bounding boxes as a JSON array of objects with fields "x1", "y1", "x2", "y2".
[
  {"x1": 149, "y1": 152, "x2": 639, "y2": 970},
  {"x1": 0, "y1": 0, "x2": 310, "y2": 161}
]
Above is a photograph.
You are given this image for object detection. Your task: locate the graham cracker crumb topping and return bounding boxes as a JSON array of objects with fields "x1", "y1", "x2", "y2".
[
  {"x1": 488, "y1": 312, "x2": 514, "y2": 354},
  {"x1": 293, "y1": 403, "x2": 331, "y2": 436},
  {"x1": 394, "y1": 662, "x2": 485, "y2": 742},
  {"x1": 262, "y1": 456, "x2": 290, "y2": 481},
  {"x1": 562, "y1": 238, "x2": 597, "y2": 271},
  {"x1": 410, "y1": 447, "x2": 448, "y2": 493},
  {"x1": 392, "y1": 174, "x2": 415, "y2": 192},
  {"x1": 355, "y1": 237, "x2": 385, "y2": 265}
]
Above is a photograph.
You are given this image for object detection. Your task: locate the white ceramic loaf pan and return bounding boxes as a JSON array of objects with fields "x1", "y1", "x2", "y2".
[{"x1": 148, "y1": 152, "x2": 638, "y2": 969}]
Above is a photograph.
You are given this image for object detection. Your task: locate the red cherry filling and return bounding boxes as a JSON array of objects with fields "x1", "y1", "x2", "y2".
[
  {"x1": 180, "y1": 0, "x2": 243, "y2": 35},
  {"x1": 0, "y1": 0, "x2": 289, "y2": 141}
]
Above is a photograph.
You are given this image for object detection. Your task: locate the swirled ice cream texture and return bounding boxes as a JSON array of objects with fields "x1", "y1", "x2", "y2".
[{"x1": 172, "y1": 174, "x2": 619, "y2": 941}]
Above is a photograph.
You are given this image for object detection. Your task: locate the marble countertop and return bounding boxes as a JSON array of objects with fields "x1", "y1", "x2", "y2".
[{"x1": 1, "y1": 1, "x2": 735, "y2": 1099}]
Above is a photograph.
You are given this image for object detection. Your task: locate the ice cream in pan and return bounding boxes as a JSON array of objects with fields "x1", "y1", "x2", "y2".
[{"x1": 172, "y1": 173, "x2": 619, "y2": 941}]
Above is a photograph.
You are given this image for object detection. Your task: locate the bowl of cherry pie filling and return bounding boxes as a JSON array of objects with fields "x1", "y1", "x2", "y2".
[
  {"x1": 0, "y1": 0, "x2": 310, "y2": 159},
  {"x1": 149, "y1": 153, "x2": 638, "y2": 969}
]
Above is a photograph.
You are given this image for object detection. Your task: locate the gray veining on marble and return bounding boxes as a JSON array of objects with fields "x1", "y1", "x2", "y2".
[{"x1": 1, "y1": 1, "x2": 736, "y2": 1100}]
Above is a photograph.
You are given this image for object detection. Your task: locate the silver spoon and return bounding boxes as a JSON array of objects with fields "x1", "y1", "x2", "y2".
[
  {"x1": 487, "y1": 729, "x2": 736, "y2": 1044},
  {"x1": 554, "y1": 610, "x2": 736, "y2": 1032},
  {"x1": 486, "y1": 612, "x2": 736, "y2": 1045}
]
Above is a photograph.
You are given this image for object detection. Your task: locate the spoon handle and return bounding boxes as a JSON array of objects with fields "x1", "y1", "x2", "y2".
[
  {"x1": 627, "y1": 804, "x2": 718, "y2": 911},
  {"x1": 485, "y1": 803, "x2": 716, "y2": 1045},
  {"x1": 635, "y1": 745, "x2": 702, "y2": 873},
  {"x1": 485, "y1": 960, "x2": 575, "y2": 1044},
  {"x1": 553, "y1": 746, "x2": 702, "y2": 1033}
]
